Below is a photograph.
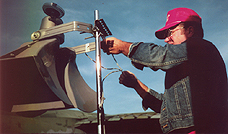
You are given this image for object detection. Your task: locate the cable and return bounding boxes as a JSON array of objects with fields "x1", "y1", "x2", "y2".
[
  {"x1": 111, "y1": 54, "x2": 123, "y2": 71},
  {"x1": 85, "y1": 52, "x2": 123, "y2": 82}
]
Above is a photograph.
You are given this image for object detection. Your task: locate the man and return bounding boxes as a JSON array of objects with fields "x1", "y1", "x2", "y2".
[{"x1": 101, "y1": 8, "x2": 228, "y2": 133}]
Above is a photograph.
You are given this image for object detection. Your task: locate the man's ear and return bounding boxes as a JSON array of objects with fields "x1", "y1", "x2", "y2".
[{"x1": 187, "y1": 26, "x2": 194, "y2": 37}]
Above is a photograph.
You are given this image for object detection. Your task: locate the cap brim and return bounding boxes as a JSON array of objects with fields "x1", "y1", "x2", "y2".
[{"x1": 155, "y1": 21, "x2": 181, "y2": 39}]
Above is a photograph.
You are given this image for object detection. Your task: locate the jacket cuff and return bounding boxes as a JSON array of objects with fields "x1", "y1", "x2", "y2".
[
  {"x1": 142, "y1": 92, "x2": 151, "y2": 111},
  {"x1": 127, "y1": 42, "x2": 142, "y2": 58},
  {"x1": 128, "y1": 42, "x2": 145, "y2": 70},
  {"x1": 142, "y1": 88, "x2": 162, "y2": 113}
]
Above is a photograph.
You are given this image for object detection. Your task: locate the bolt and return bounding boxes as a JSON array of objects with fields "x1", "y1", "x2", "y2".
[
  {"x1": 31, "y1": 31, "x2": 41, "y2": 40},
  {"x1": 33, "y1": 32, "x2": 39, "y2": 38}
]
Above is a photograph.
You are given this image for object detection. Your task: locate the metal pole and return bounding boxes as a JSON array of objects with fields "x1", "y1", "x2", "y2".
[{"x1": 95, "y1": 10, "x2": 105, "y2": 134}]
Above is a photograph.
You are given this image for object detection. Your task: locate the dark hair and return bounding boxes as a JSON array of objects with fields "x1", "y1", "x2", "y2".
[{"x1": 180, "y1": 21, "x2": 204, "y2": 38}]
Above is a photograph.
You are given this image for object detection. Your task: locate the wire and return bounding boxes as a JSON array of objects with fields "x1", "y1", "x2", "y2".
[
  {"x1": 85, "y1": 52, "x2": 123, "y2": 82},
  {"x1": 102, "y1": 70, "x2": 121, "y2": 81},
  {"x1": 112, "y1": 54, "x2": 123, "y2": 71}
]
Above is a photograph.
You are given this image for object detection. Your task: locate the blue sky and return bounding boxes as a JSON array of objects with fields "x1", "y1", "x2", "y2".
[{"x1": 1, "y1": 0, "x2": 228, "y2": 115}]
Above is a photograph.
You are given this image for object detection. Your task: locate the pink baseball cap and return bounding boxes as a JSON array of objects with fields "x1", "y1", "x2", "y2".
[{"x1": 155, "y1": 7, "x2": 202, "y2": 39}]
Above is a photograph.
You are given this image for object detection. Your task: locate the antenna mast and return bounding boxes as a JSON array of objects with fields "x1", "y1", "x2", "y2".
[{"x1": 95, "y1": 10, "x2": 106, "y2": 134}]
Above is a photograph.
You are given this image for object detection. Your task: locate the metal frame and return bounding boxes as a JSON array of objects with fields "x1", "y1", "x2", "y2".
[
  {"x1": 30, "y1": 8, "x2": 108, "y2": 134},
  {"x1": 3, "y1": 3, "x2": 109, "y2": 132},
  {"x1": 31, "y1": 21, "x2": 93, "y2": 41}
]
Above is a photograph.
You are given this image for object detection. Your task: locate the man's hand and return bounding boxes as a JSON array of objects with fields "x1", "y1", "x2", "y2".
[
  {"x1": 101, "y1": 37, "x2": 132, "y2": 56},
  {"x1": 119, "y1": 71, "x2": 149, "y2": 98},
  {"x1": 119, "y1": 71, "x2": 138, "y2": 88}
]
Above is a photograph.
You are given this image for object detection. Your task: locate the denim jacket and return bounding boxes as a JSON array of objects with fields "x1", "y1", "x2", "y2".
[{"x1": 128, "y1": 41, "x2": 194, "y2": 133}]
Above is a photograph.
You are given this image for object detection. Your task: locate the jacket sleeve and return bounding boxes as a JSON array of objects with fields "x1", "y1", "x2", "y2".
[
  {"x1": 142, "y1": 88, "x2": 163, "y2": 113},
  {"x1": 128, "y1": 42, "x2": 187, "y2": 71}
]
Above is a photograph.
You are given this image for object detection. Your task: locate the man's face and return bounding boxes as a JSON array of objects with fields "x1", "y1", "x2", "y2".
[{"x1": 164, "y1": 25, "x2": 188, "y2": 45}]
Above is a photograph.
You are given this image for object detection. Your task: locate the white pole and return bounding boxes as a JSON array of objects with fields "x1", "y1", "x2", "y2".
[{"x1": 95, "y1": 10, "x2": 105, "y2": 134}]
